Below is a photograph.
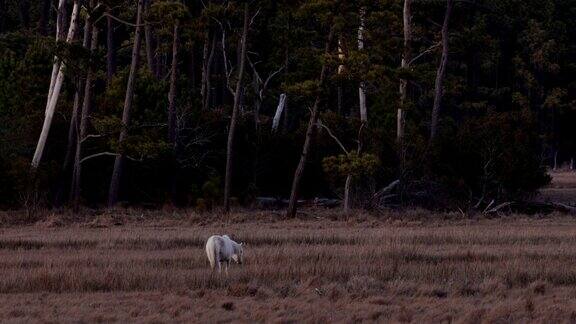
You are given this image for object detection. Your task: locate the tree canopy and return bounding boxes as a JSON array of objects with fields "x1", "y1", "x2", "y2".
[{"x1": 1, "y1": 0, "x2": 573, "y2": 212}]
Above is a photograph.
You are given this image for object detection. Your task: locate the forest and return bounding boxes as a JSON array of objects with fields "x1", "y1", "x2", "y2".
[{"x1": 0, "y1": 0, "x2": 574, "y2": 214}]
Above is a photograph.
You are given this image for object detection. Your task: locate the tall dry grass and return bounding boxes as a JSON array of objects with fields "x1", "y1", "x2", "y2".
[{"x1": 2, "y1": 214, "x2": 576, "y2": 322}]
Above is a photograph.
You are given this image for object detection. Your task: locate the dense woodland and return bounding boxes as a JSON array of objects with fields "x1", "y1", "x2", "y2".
[{"x1": 0, "y1": 0, "x2": 574, "y2": 214}]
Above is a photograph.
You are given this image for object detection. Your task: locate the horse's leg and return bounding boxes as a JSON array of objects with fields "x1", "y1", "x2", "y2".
[{"x1": 225, "y1": 261, "x2": 229, "y2": 276}]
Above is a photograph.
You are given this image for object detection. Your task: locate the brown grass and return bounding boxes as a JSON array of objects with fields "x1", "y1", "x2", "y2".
[
  {"x1": 2, "y1": 212, "x2": 576, "y2": 322},
  {"x1": 546, "y1": 171, "x2": 576, "y2": 189},
  {"x1": 537, "y1": 171, "x2": 576, "y2": 204}
]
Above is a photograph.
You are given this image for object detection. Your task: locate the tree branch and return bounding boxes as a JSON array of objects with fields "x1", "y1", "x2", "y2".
[
  {"x1": 408, "y1": 42, "x2": 441, "y2": 66},
  {"x1": 317, "y1": 119, "x2": 349, "y2": 155},
  {"x1": 250, "y1": 7, "x2": 261, "y2": 26},
  {"x1": 81, "y1": 134, "x2": 105, "y2": 143},
  {"x1": 80, "y1": 152, "x2": 118, "y2": 164},
  {"x1": 99, "y1": 12, "x2": 156, "y2": 27}
]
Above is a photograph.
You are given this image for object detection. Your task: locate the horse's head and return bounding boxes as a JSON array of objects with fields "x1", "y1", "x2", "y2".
[{"x1": 232, "y1": 243, "x2": 244, "y2": 265}]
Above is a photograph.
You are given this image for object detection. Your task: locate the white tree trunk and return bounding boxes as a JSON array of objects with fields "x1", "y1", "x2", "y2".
[
  {"x1": 31, "y1": 1, "x2": 80, "y2": 169},
  {"x1": 344, "y1": 174, "x2": 352, "y2": 213},
  {"x1": 430, "y1": 0, "x2": 453, "y2": 141},
  {"x1": 46, "y1": 0, "x2": 67, "y2": 113},
  {"x1": 287, "y1": 27, "x2": 334, "y2": 218},
  {"x1": 553, "y1": 151, "x2": 559, "y2": 171},
  {"x1": 272, "y1": 93, "x2": 287, "y2": 132},
  {"x1": 358, "y1": 7, "x2": 367, "y2": 123},
  {"x1": 398, "y1": 0, "x2": 412, "y2": 142}
]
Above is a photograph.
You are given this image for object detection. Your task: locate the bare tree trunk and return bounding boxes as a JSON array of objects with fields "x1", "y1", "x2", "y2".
[
  {"x1": 60, "y1": 6, "x2": 93, "y2": 196},
  {"x1": 47, "y1": 0, "x2": 67, "y2": 112},
  {"x1": 337, "y1": 36, "x2": 344, "y2": 115},
  {"x1": 200, "y1": 31, "x2": 210, "y2": 110},
  {"x1": 167, "y1": 22, "x2": 180, "y2": 204},
  {"x1": 202, "y1": 33, "x2": 216, "y2": 110},
  {"x1": 64, "y1": 84, "x2": 82, "y2": 171},
  {"x1": 31, "y1": 1, "x2": 80, "y2": 170},
  {"x1": 398, "y1": 0, "x2": 411, "y2": 142},
  {"x1": 553, "y1": 150, "x2": 559, "y2": 171},
  {"x1": 144, "y1": 0, "x2": 158, "y2": 78},
  {"x1": 253, "y1": 69, "x2": 262, "y2": 129},
  {"x1": 272, "y1": 93, "x2": 287, "y2": 132},
  {"x1": 72, "y1": 23, "x2": 99, "y2": 210},
  {"x1": 282, "y1": 49, "x2": 290, "y2": 133},
  {"x1": 223, "y1": 3, "x2": 249, "y2": 212},
  {"x1": 286, "y1": 27, "x2": 334, "y2": 218},
  {"x1": 65, "y1": 6, "x2": 94, "y2": 164},
  {"x1": 430, "y1": 0, "x2": 453, "y2": 142},
  {"x1": 108, "y1": 0, "x2": 144, "y2": 207},
  {"x1": 49, "y1": 0, "x2": 72, "y2": 206},
  {"x1": 168, "y1": 23, "x2": 179, "y2": 145},
  {"x1": 344, "y1": 174, "x2": 352, "y2": 213},
  {"x1": 106, "y1": 10, "x2": 117, "y2": 84},
  {"x1": 250, "y1": 60, "x2": 284, "y2": 130},
  {"x1": 358, "y1": 7, "x2": 367, "y2": 123}
]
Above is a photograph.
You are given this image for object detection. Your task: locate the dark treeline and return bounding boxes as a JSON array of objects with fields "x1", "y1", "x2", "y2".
[{"x1": 0, "y1": 0, "x2": 574, "y2": 214}]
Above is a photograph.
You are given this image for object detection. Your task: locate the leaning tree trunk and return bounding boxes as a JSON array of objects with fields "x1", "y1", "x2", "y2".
[
  {"x1": 108, "y1": 0, "x2": 144, "y2": 206},
  {"x1": 286, "y1": 27, "x2": 334, "y2": 218},
  {"x1": 46, "y1": 0, "x2": 67, "y2": 113},
  {"x1": 55, "y1": 5, "x2": 93, "y2": 205},
  {"x1": 398, "y1": 0, "x2": 412, "y2": 143},
  {"x1": 63, "y1": 6, "x2": 94, "y2": 173},
  {"x1": 72, "y1": 23, "x2": 99, "y2": 210},
  {"x1": 31, "y1": 1, "x2": 79, "y2": 170},
  {"x1": 430, "y1": 0, "x2": 453, "y2": 142},
  {"x1": 358, "y1": 7, "x2": 367, "y2": 123},
  {"x1": 272, "y1": 94, "x2": 287, "y2": 132},
  {"x1": 223, "y1": 3, "x2": 249, "y2": 212}
]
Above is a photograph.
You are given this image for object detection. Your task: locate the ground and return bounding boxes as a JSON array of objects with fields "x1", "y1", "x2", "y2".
[
  {"x1": 1, "y1": 172, "x2": 576, "y2": 323},
  {"x1": 537, "y1": 170, "x2": 576, "y2": 205},
  {"x1": 2, "y1": 214, "x2": 576, "y2": 323}
]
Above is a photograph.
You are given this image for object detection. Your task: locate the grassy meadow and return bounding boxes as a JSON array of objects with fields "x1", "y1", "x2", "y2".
[{"x1": 0, "y1": 210, "x2": 576, "y2": 322}]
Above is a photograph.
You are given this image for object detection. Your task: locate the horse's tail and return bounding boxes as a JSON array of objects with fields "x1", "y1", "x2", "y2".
[{"x1": 205, "y1": 236, "x2": 218, "y2": 269}]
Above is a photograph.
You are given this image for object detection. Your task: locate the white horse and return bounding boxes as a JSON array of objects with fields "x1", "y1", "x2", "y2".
[{"x1": 205, "y1": 235, "x2": 244, "y2": 274}]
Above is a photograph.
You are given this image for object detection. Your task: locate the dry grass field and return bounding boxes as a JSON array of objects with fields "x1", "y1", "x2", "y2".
[
  {"x1": 2, "y1": 210, "x2": 576, "y2": 323},
  {"x1": 537, "y1": 171, "x2": 576, "y2": 205}
]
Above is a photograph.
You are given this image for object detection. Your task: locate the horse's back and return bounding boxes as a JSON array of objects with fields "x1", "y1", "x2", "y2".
[{"x1": 206, "y1": 235, "x2": 222, "y2": 251}]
